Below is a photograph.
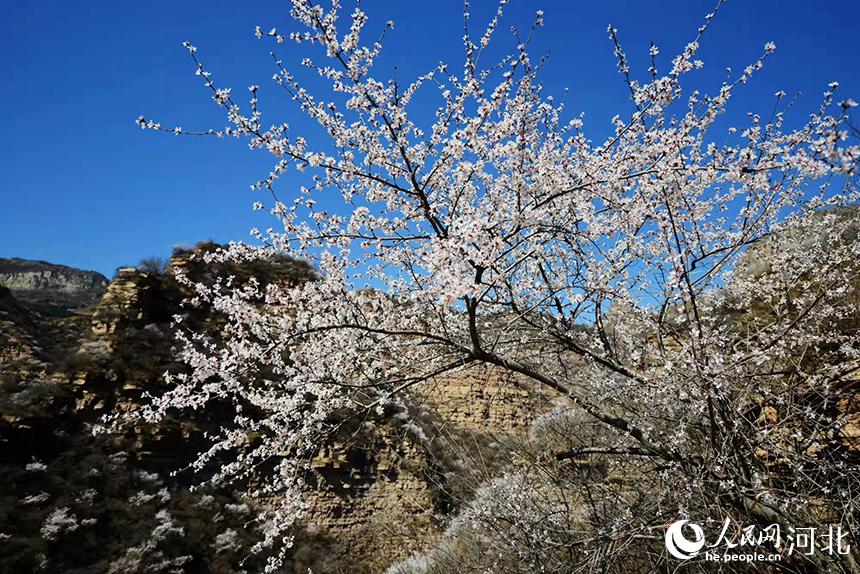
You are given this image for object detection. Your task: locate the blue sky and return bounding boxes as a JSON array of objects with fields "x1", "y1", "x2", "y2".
[{"x1": 1, "y1": 1, "x2": 857, "y2": 277}]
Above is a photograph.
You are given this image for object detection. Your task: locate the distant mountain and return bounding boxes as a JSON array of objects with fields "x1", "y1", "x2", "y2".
[{"x1": 0, "y1": 258, "x2": 108, "y2": 315}]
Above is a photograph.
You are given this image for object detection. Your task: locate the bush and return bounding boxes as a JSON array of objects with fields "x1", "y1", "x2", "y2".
[{"x1": 137, "y1": 257, "x2": 168, "y2": 276}]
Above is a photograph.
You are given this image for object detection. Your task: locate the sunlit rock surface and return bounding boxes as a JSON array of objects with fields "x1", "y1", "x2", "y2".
[{"x1": 0, "y1": 258, "x2": 108, "y2": 315}]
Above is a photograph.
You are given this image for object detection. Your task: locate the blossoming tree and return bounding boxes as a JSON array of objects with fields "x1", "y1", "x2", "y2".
[{"x1": 136, "y1": 0, "x2": 859, "y2": 570}]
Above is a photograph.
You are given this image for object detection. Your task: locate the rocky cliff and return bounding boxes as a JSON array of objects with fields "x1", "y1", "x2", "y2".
[
  {"x1": 0, "y1": 246, "x2": 546, "y2": 573},
  {"x1": 0, "y1": 258, "x2": 108, "y2": 315},
  {"x1": 0, "y1": 258, "x2": 269, "y2": 573}
]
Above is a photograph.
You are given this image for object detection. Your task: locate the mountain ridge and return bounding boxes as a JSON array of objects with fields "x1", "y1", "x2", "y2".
[{"x1": 0, "y1": 257, "x2": 109, "y2": 315}]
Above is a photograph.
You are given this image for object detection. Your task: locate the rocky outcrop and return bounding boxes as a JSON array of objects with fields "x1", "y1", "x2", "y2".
[
  {"x1": 0, "y1": 254, "x2": 272, "y2": 573},
  {"x1": 288, "y1": 419, "x2": 446, "y2": 573},
  {"x1": 0, "y1": 258, "x2": 108, "y2": 315},
  {"x1": 0, "y1": 287, "x2": 44, "y2": 368},
  {"x1": 0, "y1": 246, "x2": 564, "y2": 573},
  {"x1": 414, "y1": 364, "x2": 555, "y2": 432}
]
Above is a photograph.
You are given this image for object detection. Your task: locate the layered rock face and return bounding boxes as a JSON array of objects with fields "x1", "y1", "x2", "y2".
[
  {"x1": 414, "y1": 364, "x2": 555, "y2": 432},
  {"x1": 0, "y1": 258, "x2": 108, "y2": 314},
  {"x1": 0, "y1": 258, "x2": 268, "y2": 573},
  {"x1": 1, "y1": 247, "x2": 550, "y2": 573}
]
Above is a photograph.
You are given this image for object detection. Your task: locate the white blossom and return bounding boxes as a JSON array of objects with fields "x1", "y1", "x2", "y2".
[{"x1": 134, "y1": 0, "x2": 860, "y2": 564}]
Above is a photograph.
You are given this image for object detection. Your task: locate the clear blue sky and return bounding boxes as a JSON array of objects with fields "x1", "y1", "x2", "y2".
[{"x1": 1, "y1": 1, "x2": 857, "y2": 277}]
